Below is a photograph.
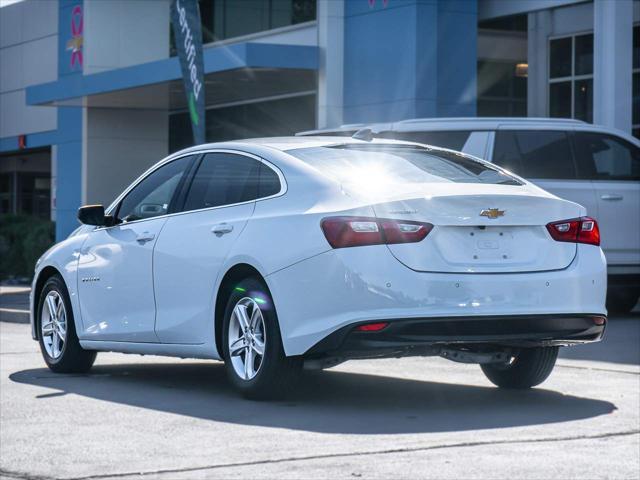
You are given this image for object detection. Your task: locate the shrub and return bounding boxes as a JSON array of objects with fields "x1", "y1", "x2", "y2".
[{"x1": 0, "y1": 215, "x2": 55, "y2": 281}]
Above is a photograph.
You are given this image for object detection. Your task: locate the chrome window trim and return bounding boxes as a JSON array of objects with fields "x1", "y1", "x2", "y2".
[{"x1": 99, "y1": 149, "x2": 287, "y2": 230}]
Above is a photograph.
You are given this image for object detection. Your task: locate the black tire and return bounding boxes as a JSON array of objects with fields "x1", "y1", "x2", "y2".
[
  {"x1": 37, "y1": 275, "x2": 96, "y2": 373},
  {"x1": 222, "y1": 277, "x2": 302, "y2": 399},
  {"x1": 480, "y1": 346, "x2": 558, "y2": 389},
  {"x1": 606, "y1": 288, "x2": 639, "y2": 314}
]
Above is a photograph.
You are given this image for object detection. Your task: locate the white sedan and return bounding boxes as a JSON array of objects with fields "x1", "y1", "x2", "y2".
[{"x1": 30, "y1": 136, "x2": 607, "y2": 398}]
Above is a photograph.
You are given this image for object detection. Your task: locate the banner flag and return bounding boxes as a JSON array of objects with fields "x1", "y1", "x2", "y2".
[{"x1": 171, "y1": 0, "x2": 206, "y2": 145}]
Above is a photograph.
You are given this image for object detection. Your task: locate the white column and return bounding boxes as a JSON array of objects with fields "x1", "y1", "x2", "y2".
[
  {"x1": 527, "y1": 10, "x2": 551, "y2": 117},
  {"x1": 317, "y1": 0, "x2": 344, "y2": 129},
  {"x1": 81, "y1": 0, "x2": 171, "y2": 206},
  {"x1": 593, "y1": 0, "x2": 633, "y2": 132},
  {"x1": 84, "y1": 109, "x2": 168, "y2": 207}
]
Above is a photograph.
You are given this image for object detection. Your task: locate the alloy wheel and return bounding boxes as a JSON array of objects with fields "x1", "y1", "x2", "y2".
[
  {"x1": 41, "y1": 291, "x2": 67, "y2": 359},
  {"x1": 228, "y1": 297, "x2": 266, "y2": 380}
]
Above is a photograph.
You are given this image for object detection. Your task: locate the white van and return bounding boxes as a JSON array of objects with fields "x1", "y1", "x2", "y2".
[{"x1": 298, "y1": 118, "x2": 640, "y2": 313}]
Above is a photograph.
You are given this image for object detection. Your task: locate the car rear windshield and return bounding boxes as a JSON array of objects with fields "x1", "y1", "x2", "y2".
[{"x1": 288, "y1": 145, "x2": 522, "y2": 186}]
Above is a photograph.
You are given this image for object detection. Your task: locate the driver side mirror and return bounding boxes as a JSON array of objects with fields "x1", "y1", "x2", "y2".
[{"x1": 77, "y1": 205, "x2": 114, "y2": 226}]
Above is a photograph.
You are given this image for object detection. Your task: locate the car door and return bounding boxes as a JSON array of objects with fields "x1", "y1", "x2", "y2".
[
  {"x1": 572, "y1": 131, "x2": 640, "y2": 267},
  {"x1": 77, "y1": 154, "x2": 194, "y2": 342},
  {"x1": 153, "y1": 151, "x2": 282, "y2": 345},
  {"x1": 491, "y1": 128, "x2": 599, "y2": 219}
]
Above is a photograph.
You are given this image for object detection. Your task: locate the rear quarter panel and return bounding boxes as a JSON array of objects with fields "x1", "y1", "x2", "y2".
[{"x1": 226, "y1": 148, "x2": 383, "y2": 276}]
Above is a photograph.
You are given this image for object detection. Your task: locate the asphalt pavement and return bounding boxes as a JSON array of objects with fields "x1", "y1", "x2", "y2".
[{"x1": 0, "y1": 297, "x2": 638, "y2": 479}]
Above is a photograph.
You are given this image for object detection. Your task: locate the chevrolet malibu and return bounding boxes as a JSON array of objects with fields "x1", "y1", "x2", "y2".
[{"x1": 30, "y1": 136, "x2": 607, "y2": 398}]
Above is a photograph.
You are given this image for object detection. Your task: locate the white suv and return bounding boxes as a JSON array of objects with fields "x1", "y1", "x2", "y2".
[{"x1": 299, "y1": 118, "x2": 640, "y2": 313}]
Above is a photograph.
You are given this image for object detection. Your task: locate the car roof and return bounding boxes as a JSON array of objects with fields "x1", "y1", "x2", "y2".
[
  {"x1": 297, "y1": 117, "x2": 640, "y2": 146},
  {"x1": 170, "y1": 136, "x2": 426, "y2": 155},
  {"x1": 297, "y1": 117, "x2": 586, "y2": 136}
]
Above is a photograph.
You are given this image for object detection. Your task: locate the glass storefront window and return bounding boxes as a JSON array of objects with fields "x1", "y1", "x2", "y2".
[
  {"x1": 477, "y1": 15, "x2": 528, "y2": 117},
  {"x1": 633, "y1": 26, "x2": 639, "y2": 139},
  {"x1": 574, "y1": 34, "x2": 593, "y2": 76},
  {"x1": 0, "y1": 150, "x2": 51, "y2": 219},
  {"x1": 634, "y1": 24, "x2": 639, "y2": 70},
  {"x1": 476, "y1": 59, "x2": 527, "y2": 117},
  {"x1": 574, "y1": 78, "x2": 593, "y2": 123},
  {"x1": 549, "y1": 37, "x2": 572, "y2": 79},
  {"x1": 549, "y1": 33, "x2": 594, "y2": 122},
  {"x1": 549, "y1": 81, "x2": 571, "y2": 118},
  {"x1": 199, "y1": 0, "x2": 316, "y2": 43},
  {"x1": 633, "y1": 72, "x2": 639, "y2": 133},
  {"x1": 169, "y1": 94, "x2": 316, "y2": 152},
  {"x1": 0, "y1": 173, "x2": 11, "y2": 215},
  {"x1": 18, "y1": 174, "x2": 51, "y2": 219}
]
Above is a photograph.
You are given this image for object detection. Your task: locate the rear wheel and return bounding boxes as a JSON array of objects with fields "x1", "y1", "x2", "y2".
[
  {"x1": 480, "y1": 346, "x2": 558, "y2": 389},
  {"x1": 37, "y1": 275, "x2": 96, "y2": 373},
  {"x1": 222, "y1": 277, "x2": 302, "y2": 399}
]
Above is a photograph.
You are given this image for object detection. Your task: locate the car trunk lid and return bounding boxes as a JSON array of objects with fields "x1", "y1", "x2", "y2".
[{"x1": 372, "y1": 184, "x2": 581, "y2": 273}]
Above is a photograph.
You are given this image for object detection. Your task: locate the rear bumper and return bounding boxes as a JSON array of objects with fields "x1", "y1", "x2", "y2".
[
  {"x1": 267, "y1": 243, "x2": 607, "y2": 356},
  {"x1": 305, "y1": 314, "x2": 606, "y2": 358}
]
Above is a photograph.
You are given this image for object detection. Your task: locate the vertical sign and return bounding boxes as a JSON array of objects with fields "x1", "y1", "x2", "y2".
[
  {"x1": 66, "y1": 4, "x2": 83, "y2": 70},
  {"x1": 171, "y1": 0, "x2": 206, "y2": 145},
  {"x1": 60, "y1": 0, "x2": 84, "y2": 76}
]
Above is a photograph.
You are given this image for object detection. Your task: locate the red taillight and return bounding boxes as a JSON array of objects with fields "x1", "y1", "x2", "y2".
[
  {"x1": 320, "y1": 216, "x2": 433, "y2": 248},
  {"x1": 546, "y1": 216, "x2": 600, "y2": 246},
  {"x1": 355, "y1": 322, "x2": 389, "y2": 332}
]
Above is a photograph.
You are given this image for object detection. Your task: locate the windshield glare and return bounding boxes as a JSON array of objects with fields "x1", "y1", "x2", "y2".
[{"x1": 288, "y1": 145, "x2": 522, "y2": 189}]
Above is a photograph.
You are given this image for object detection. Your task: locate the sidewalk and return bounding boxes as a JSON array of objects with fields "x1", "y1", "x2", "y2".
[{"x1": 0, "y1": 286, "x2": 30, "y2": 323}]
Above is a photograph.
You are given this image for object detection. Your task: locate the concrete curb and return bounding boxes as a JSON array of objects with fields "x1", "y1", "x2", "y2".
[{"x1": 0, "y1": 308, "x2": 30, "y2": 324}]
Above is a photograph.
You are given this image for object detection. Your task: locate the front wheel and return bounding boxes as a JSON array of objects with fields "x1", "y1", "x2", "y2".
[
  {"x1": 480, "y1": 346, "x2": 559, "y2": 389},
  {"x1": 37, "y1": 275, "x2": 96, "y2": 373},
  {"x1": 222, "y1": 277, "x2": 301, "y2": 399}
]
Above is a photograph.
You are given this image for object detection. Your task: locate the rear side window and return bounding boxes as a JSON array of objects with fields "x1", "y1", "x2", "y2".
[
  {"x1": 493, "y1": 130, "x2": 576, "y2": 179},
  {"x1": 258, "y1": 164, "x2": 282, "y2": 197},
  {"x1": 288, "y1": 145, "x2": 521, "y2": 186},
  {"x1": 183, "y1": 153, "x2": 281, "y2": 211},
  {"x1": 572, "y1": 132, "x2": 640, "y2": 181},
  {"x1": 378, "y1": 130, "x2": 472, "y2": 151}
]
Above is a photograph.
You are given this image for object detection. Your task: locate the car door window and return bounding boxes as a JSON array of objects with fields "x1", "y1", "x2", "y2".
[
  {"x1": 183, "y1": 153, "x2": 265, "y2": 211},
  {"x1": 117, "y1": 155, "x2": 193, "y2": 222},
  {"x1": 573, "y1": 132, "x2": 640, "y2": 181},
  {"x1": 493, "y1": 130, "x2": 576, "y2": 179}
]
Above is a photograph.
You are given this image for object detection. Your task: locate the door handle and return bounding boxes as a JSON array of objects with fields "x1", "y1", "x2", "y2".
[
  {"x1": 600, "y1": 194, "x2": 623, "y2": 201},
  {"x1": 211, "y1": 223, "x2": 234, "y2": 236},
  {"x1": 136, "y1": 232, "x2": 156, "y2": 243}
]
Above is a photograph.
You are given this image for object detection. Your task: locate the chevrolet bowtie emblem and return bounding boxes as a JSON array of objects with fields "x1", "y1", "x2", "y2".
[{"x1": 479, "y1": 208, "x2": 505, "y2": 219}]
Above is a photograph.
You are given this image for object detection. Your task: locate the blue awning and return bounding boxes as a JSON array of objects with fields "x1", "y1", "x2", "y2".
[{"x1": 27, "y1": 42, "x2": 318, "y2": 107}]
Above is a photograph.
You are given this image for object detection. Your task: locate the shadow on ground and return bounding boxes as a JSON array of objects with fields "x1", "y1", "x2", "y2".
[{"x1": 10, "y1": 363, "x2": 615, "y2": 435}]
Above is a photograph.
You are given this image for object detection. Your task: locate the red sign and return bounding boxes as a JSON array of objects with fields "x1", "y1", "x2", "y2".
[{"x1": 18, "y1": 135, "x2": 26, "y2": 149}]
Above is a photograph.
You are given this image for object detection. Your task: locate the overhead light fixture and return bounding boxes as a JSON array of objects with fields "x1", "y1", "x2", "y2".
[{"x1": 515, "y1": 63, "x2": 528, "y2": 78}]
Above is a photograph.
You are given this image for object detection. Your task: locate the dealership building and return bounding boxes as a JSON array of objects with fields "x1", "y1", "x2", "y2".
[{"x1": 1, "y1": 0, "x2": 638, "y2": 240}]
